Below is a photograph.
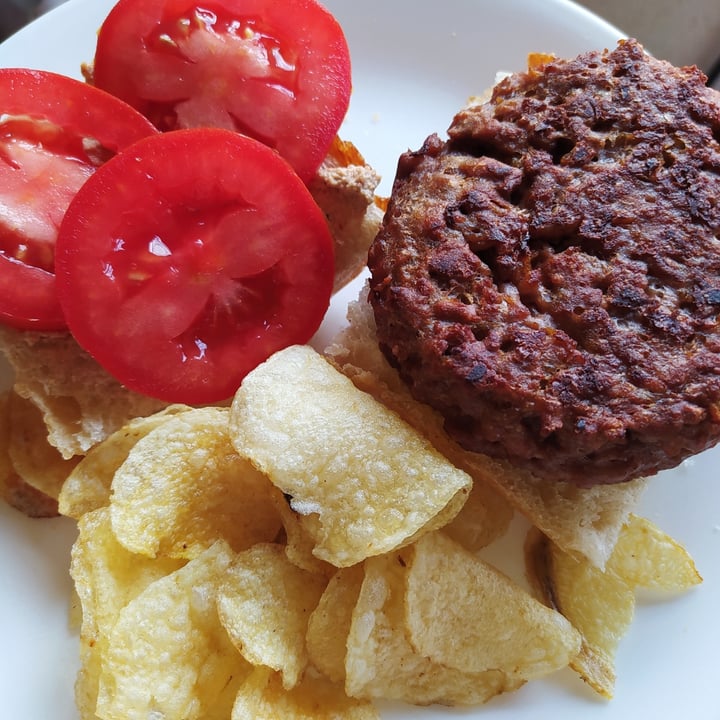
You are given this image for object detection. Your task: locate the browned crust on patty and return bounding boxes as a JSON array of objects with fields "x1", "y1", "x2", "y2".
[{"x1": 369, "y1": 40, "x2": 720, "y2": 486}]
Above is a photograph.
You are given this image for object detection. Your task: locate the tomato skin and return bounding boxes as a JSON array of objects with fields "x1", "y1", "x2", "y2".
[
  {"x1": 55, "y1": 128, "x2": 335, "y2": 404},
  {"x1": 92, "y1": 0, "x2": 351, "y2": 182},
  {"x1": 0, "y1": 68, "x2": 159, "y2": 330}
]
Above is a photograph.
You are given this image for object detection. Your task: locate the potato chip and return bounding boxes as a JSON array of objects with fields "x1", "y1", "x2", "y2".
[
  {"x1": 229, "y1": 345, "x2": 471, "y2": 567},
  {"x1": 75, "y1": 641, "x2": 103, "y2": 720},
  {"x1": 70, "y1": 507, "x2": 185, "y2": 718},
  {"x1": 402, "y1": 531, "x2": 581, "y2": 681},
  {"x1": 526, "y1": 527, "x2": 637, "y2": 698},
  {"x1": 610, "y1": 514, "x2": 702, "y2": 590},
  {"x1": 231, "y1": 667, "x2": 379, "y2": 720},
  {"x1": 59, "y1": 404, "x2": 191, "y2": 519},
  {"x1": 525, "y1": 514, "x2": 702, "y2": 698},
  {"x1": 217, "y1": 543, "x2": 328, "y2": 690},
  {"x1": 0, "y1": 390, "x2": 59, "y2": 516},
  {"x1": 345, "y1": 548, "x2": 524, "y2": 705},
  {"x1": 96, "y1": 540, "x2": 250, "y2": 720},
  {"x1": 7, "y1": 390, "x2": 80, "y2": 499},
  {"x1": 306, "y1": 564, "x2": 365, "y2": 684},
  {"x1": 269, "y1": 490, "x2": 336, "y2": 577},
  {"x1": 0, "y1": 466, "x2": 59, "y2": 517},
  {"x1": 71, "y1": 507, "x2": 185, "y2": 647},
  {"x1": 110, "y1": 407, "x2": 282, "y2": 559},
  {"x1": 442, "y1": 478, "x2": 514, "y2": 552}
]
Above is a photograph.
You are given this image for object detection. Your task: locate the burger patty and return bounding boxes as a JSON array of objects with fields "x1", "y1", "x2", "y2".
[{"x1": 368, "y1": 39, "x2": 720, "y2": 486}]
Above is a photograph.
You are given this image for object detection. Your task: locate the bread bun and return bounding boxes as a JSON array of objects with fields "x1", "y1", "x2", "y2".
[{"x1": 0, "y1": 136, "x2": 384, "y2": 461}]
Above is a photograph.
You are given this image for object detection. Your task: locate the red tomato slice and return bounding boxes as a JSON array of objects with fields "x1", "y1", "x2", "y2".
[
  {"x1": 55, "y1": 128, "x2": 335, "y2": 404},
  {"x1": 91, "y1": 0, "x2": 351, "y2": 182},
  {"x1": 0, "y1": 68, "x2": 158, "y2": 330}
]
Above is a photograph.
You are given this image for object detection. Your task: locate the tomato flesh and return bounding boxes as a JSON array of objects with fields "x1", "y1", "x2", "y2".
[
  {"x1": 56, "y1": 128, "x2": 335, "y2": 404},
  {"x1": 0, "y1": 69, "x2": 158, "y2": 330},
  {"x1": 92, "y1": 0, "x2": 352, "y2": 182},
  {"x1": 0, "y1": 118, "x2": 96, "y2": 270}
]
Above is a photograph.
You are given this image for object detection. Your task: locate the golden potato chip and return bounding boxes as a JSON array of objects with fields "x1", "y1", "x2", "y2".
[
  {"x1": 59, "y1": 404, "x2": 191, "y2": 519},
  {"x1": 526, "y1": 527, "x2": 637, "y2": 698},
  {"x1": 306, "y1": 564, "x2": 365, "y2": 684},
  {"x1": 75, "y1": 642, "x2": 103, "y2": 720},
  {"x1": 71, "y1": 507, "x2": 185, "y2": 646},
  {"x1": 217, "y1": 543, "x2": 328, "y2": 690},
  {"x1": 525, "y1": 515, "x2": 702, "y2": 698},
  {"x1": 70, "y1": 507, "x2": 185, "y2": 718},
  {"x1": 229, "y1": 346, "x2": 471, "y2": 567},
  {"x1": 345, "y1": 548, "x2": 525, "y2": 706},
  {"x1": 442, "y1": 479, "x2": 514, "y2": 552},
  {"x1": 110, "y1": 407, "x2": 282, "y2": 560},
  {"x1": 231, "y1": 667, "x2": 379, "y2": 720},
  {"x1": 402, "y1": 531, "x2": 581, "y2": 681},
  {"x1": 96, "y1": 540, "x2": 250, "y2": 720},
  {"x1": 7, "y1": 391, "x2": 80, "y2": 499}
]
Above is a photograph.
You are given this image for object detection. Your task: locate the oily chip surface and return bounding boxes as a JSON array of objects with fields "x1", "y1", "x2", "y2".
[
  {"x1": 96, "y1": 541, "x2": 249, "y2": 720},
  {"x1": 402, "y1": 532, "x2": 581, "y2": 679},
  {"x1": 110, "y1": 407, "x2": 282, "y2": 560},
  {"x1": 217, "y1": 543, "x2": 328, "y2": 690}
]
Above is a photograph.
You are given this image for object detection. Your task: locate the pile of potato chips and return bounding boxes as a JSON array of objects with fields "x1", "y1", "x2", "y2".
[{"x1": 3, "y1": 345, "x2": 702, "y2": 719}]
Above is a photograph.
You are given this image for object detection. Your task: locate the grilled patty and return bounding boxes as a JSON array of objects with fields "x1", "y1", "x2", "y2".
[{"x1": 368, "y1": 40, "x2": 720, "y2": 486}]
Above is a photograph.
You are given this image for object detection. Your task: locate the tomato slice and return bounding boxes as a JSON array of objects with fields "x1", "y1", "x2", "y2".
[
  {"x1": 0, "y1": 68, "x2": 159, "y2": 330},
  {"x1": 55, "y1": 128, "x2": 335, "y2": 404},
  {"x1": 91, "y1": 0, "x2": 351, "y2": 183}
]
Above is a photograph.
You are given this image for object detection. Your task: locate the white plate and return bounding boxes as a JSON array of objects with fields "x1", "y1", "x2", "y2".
[{"x1": 1, "y1": 1, "x2": 719, "y2": 719}]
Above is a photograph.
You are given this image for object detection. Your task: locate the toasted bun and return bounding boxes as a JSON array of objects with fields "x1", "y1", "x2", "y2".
[
  {"x1": 309, "y1": 136, "x2": 386, "y2": 294},
  {"x1": 324, "y1": 283, "x2": 647, "y2": 569},
  {"x1": 0, "y1": 137, "x2": 384, "y2": 462},
  {"x1": 0, "y1": 326, "x2": 167, "y2": 459}
]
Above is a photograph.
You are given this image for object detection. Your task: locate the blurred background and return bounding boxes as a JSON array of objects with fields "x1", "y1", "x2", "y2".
[
  {"x1": 0, "y1": 0, "x2": 719, "y2": 88},
  {"x1": 581, "y1": 0, "x2": 720, "y2": 86},
  {"x1": 0, "y1": 0, "x2": 62, "y2": 39}
]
